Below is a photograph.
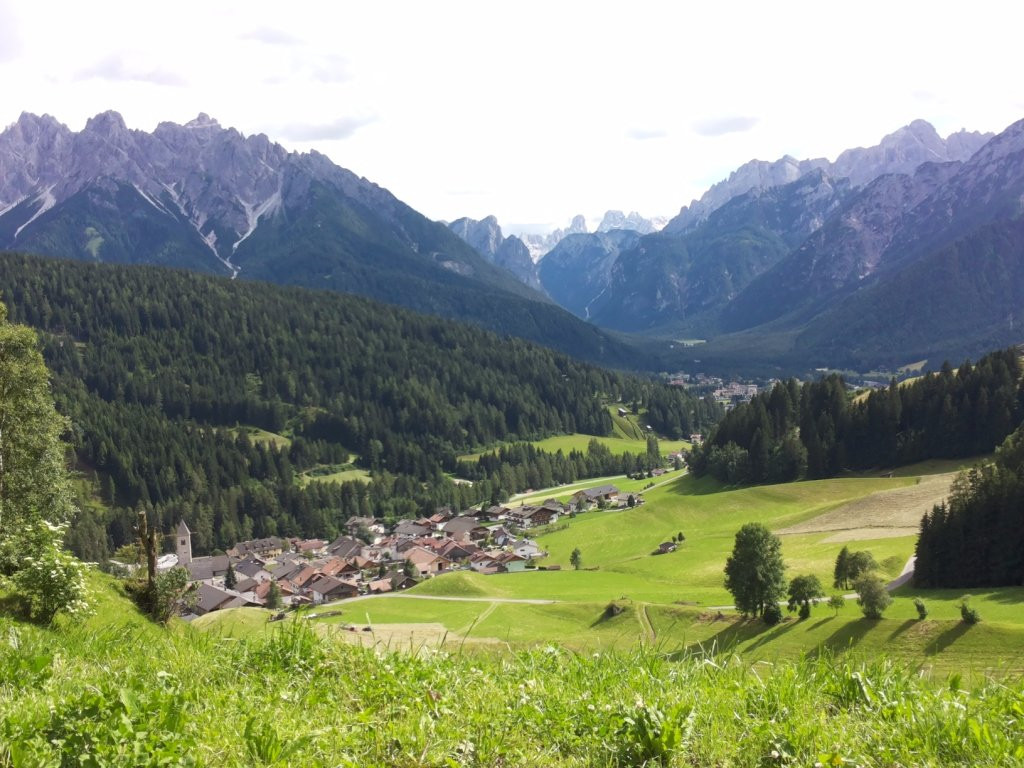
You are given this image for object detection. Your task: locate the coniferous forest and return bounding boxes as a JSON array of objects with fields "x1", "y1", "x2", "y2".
[
  {"x1": 0, "y1": 252, "x2": 718, "y2": 558},
  {"x1": 914, "y1": 423, "x2": 1024, "y2": 588},
  {"x1": 689, "y1": 348, "x2": 1022, "y2": 484}
]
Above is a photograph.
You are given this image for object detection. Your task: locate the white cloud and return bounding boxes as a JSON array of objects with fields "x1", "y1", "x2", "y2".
[
  {"x1": 239, "y1": 26, "x2": 303, "y2": 46},
  {"x1": 75, "y1": 55, "x2": 186, "y2": 87},
  {"x1": 692, "y1": 116, "x2": 759, "y2": 138},
  {"x1": 275, "y1": 116, "x2": 376, "y2": 142}
]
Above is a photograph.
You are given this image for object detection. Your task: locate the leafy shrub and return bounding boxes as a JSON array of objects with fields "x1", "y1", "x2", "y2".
[
  {"x1": 11, "y1": 521, "x2": 89, "y2": 625},
  {"x1": 959, "y1": 596, "x2": 980, "y2": 624},
  {"x1": 763, "y1": 604, "x2": 783, "y2": 625},
  {"x1": 914, "y1": 597, "x2": 928, "y2": 620}
]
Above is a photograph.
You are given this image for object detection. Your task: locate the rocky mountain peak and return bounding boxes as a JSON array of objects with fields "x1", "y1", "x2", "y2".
[
  {"x1": 666, "y1": 119, "x2": 994, "y2": 234},
  {"x1": 84, "y1": 110, "x2": 129, "y2": 136},
  {"x1": 186, "y1": 113, "x2": 221, "y2": 129},
  {"x1": 447, "y1": 214, "x2": 541, "y2": 289}
]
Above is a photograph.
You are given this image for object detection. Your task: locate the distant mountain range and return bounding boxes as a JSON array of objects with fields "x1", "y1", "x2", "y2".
[
  {"x1": 6, "y1": 110, "x2": 1021, "y2": 374},
  {"x1": 531, "y1": 119, "x2": 1024, "y2": 371},
  {"x1": 0, "y1": 111, "x2": 644, "y2": 368}
]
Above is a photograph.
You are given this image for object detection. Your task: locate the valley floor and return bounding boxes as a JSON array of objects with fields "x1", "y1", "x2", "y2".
[{"x1": 200, "y1": 457, "x2": 1024, "y2": 677}]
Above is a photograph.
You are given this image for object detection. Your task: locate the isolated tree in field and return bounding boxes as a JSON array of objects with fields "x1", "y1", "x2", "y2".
[
  {"x1": 787, "y1": 574, "x2": 825, "y2": 617},
  {"x1": 570, "y1": 547, "x2": 583, "y2": 570},
  {"x1": 847, "y1": 550, "x2": 878, "y2": 582},
  {"x1": 723, "y1": 522, "x2": 785, "y2": 619},
  {"x1": 854, "y1": 574, "x2": 892, "y2": 619},
  {"x1": 833, "y1": 546, "x2": 851, "y2": 589},
  {"x1": 827, "y1": 595, "x2": 845, "y2": 617}
]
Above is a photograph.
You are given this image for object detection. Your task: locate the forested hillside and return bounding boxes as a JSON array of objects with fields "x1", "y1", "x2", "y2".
[
  {"x1": 0, "y1": 252, "x2": 717, "y2": 558},
  {"x1": 689, "y1": 348, "x2": 1022, "y2": 484},
  {"x1": 915, "y1": 422, "x2": 1024, "y2": 588}
]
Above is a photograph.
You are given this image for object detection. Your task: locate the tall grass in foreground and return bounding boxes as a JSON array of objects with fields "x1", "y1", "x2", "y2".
[{"x1": 1, "y1": 614, "x2": 1022, "y2": 767}]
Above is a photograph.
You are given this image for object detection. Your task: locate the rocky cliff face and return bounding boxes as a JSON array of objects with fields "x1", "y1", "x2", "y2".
[
  {"x1": 538, "y1": 230, "x2": 642, "y2": 319},
  {"x1": 665, "y1": 120, "x2": 992, "y2": 234},
  {"x1": 448, "y1": 215, "x2": 542, "y2": 289}
]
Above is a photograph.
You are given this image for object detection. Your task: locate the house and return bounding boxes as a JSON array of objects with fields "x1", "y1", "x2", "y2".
[
  {"x1": 228, "y1": 536, "x2": 285, "y2": 559},
  {"x1": 505, "y1": 506, "x2": 558, "y2": 529},
  {"x1": 493, "y1": 552, "x2": 528, "y2": 572},
  {"x1": 327, "y1": 536, "x2": 363, "y2": 560},
  {"x1": 440, "y1": 516, "x2": 488, "y2": 544},
  {"x1": 657, "y1": 541, "x2": 677, "y2": 554},
  {"x1": 193, "y1": 583, "x2": 260, "y2": 616},
  {"x1": 394, "y1": 520, "x2": 432, "y2": 540},
  {"x1": 184, "y1": 554, "x2": 232, "y2": 582},
  {"x1": 367, "y1": 574, "x2": 417, "y2": 594},
  {"x1": 570, "y1": 485, "x2": 621, "y2": 509},
  {"x1": 402, "y1": 547, "x2": 453, "y2": 577},
  {"x1": 689, "y1": 433, "x2": 704, "y2": 445},
  {"x1": 307, "y1": 575, "x2": 359, "y2": 604},
  {"x1": 293, "y1": 538, "x2": 328, "y2": 556},
  {"x1": 512, "y1": 540, "x2": 545, "y2": 559}
]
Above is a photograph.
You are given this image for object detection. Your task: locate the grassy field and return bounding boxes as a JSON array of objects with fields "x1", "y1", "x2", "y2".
[
  {"x1": 459, "y1": 433, "x2": 691, "y2": 463},
  {"x1": 256, "y1": 456, "x2": 1024, "y2": 672},
  {"x1": 7, "y1": 574, "x2": 1024, "y2": 765},
  {"x1": 227, "y1": 425, "x2": 292, "y2": 448},
  {"x1": 297, "y1": 464, "x2": 371, "y2": 486}
]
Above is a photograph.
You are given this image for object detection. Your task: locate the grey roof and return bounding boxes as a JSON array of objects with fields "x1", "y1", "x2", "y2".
[
  {"x1": 185, "y1": 555, "x2": 231, "y2": 582},
  {"x1": 580, "y1": 484, "x2": 620, "y2": 499},
  {"x1": 196, "y1": 583, "x2": 235, "y2": 614},
  {"x1": 177, "y1": 520, "x2": 191, "y2": 535},
  {"x1": 235, "y1": 560, "x2": 267, "y2": 578},
  {"x1": 328, "y1": 536, "x2": 363, "y2": 559},
  {"x1": 394, "y1": 521, "x2": 431, "y2": 538},
  {"x1": 308, "y1": 575, "x2": 357, "y2": 598},
  {"x1": 442, "y1": 516, "x2": 485, "y2": 535}
]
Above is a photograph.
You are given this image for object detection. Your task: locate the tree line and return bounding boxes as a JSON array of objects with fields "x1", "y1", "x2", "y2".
[
  {"x1": 914, "y1": 423, "x2": 1024, "y2": 588},
  {"x1": 689, "y1": 348, "x2": 1022, "y2": 484},
  {"x1": 0, "y1": 252, "x2": 720, "y2": 556}
]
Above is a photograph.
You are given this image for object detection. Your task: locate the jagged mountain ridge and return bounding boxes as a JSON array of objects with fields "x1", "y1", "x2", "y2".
[
  {"x1": 0, "y1": 111, "x2": 647, "y2": 369},
  {"x1": 665, "y1": 120, "x2": 992, "y2": 234},
  {"x1": 679, "y1": 117, "x2": 1024, "y2": 369}
]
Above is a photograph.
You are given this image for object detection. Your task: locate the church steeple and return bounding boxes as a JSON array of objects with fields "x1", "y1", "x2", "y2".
[{"x1": 176, "y1": 520, "x2": 192, "y2": 566}]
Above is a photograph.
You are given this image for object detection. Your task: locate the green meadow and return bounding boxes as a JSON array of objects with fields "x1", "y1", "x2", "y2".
[{"x1": 247, "y1": 457, "x2": 1024, "y2": 673}]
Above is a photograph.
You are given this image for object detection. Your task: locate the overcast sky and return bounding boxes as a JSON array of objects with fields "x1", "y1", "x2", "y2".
[{"x1": 1, "y1": 0, "x2": 1022, "y2": 235}]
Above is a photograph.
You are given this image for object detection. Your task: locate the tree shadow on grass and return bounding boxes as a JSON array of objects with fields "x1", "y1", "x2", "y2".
[
  {"x1": 661, "y1": 474, "x2": 732, "y2": 497},
  {"x1": 804, "y1": 618, "x2": 877, "y2": 660},
  {"x1": 670, "y1": 617, "x2": 798, "y2": 660},
  {"x1": 888, "y1": 619, "x2": 916, "y2": 641},
  {"x1": 925, "y1": 621, "x2": 971, "y2": 656}
]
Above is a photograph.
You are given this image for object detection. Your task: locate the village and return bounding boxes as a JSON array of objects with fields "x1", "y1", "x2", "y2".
[{"x1": 166, "y1": 483, "x2": 645, "y2": 618}]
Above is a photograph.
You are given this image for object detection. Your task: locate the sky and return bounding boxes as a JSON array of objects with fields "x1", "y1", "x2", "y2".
[{"x1": 1, "y1": 0, "x2": 1023, "y2": 235}]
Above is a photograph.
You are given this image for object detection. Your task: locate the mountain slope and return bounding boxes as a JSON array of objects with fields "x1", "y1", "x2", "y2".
[
  {"x1": 447, "y1": 215, "x2": 541, "y2": 289},
  {"x1": 0, "y1": 112, "x2": 642, "y2": 368},
  {"x1": 586, "y1": 170, "x2": 849, "y2": 334}
]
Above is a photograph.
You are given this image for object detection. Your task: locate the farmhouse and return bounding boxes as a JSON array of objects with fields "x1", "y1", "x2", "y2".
[
  {"x1": 570, "y1": 485, "x2": 621, "y2": 510},
  {"x1": 441, "y1": 516, "x2": 489, "y2": 543}
]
